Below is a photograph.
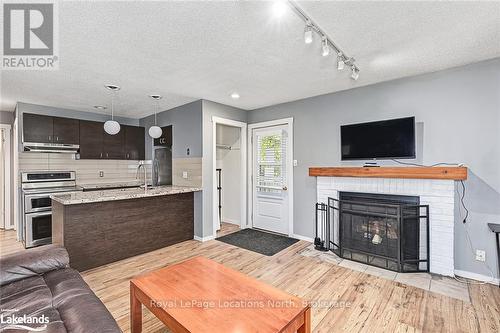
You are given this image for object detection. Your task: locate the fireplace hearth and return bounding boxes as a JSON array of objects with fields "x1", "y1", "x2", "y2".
[{"x1": 315, "y1": 192, "x2": 429, "y2": 273}]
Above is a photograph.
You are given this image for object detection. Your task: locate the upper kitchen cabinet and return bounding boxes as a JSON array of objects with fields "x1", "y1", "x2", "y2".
[
  {"x1": 153, "y1": 125, "x2": 172, "y2": 147},
  {"x1": 23, "y1": 113, "x2": 80, "y2": 145},
  {"x1": 23, "y1": 113, "x2": 54, "y2": 143},
  {"x1": 79, "y1": 120, "x2": 103, "y2": 159},
  {"x1": 124, "y1": 125, "x2": 145, "y2": 160},
  {"x1": 53, "y1": 117, "x2": 79, "y2": 144},
  {"x1": 80, "y1": 121, "x2": 144, "y2": 160},
  {"x1": 103, "y1": 129, "x2": 125, "y2": 159}
]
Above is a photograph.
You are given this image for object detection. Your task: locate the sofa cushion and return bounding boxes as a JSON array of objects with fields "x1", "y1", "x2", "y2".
[
  {"x1": 44, "y1": 268, "x2": 122, "y2": 333},
  {"x1": 0, "y1": 245, "x2": 69, "y2": 286},
  {"x1": 0, "y1": 275, "x2": 66, "y2": 333}
]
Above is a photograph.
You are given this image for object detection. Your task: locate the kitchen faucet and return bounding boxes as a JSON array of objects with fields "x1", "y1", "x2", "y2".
[{"x1": 136, "y1": 160, "x2": 152, "y2": 192}]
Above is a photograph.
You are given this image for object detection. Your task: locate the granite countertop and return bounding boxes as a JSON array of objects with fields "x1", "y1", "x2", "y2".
[
  {"x1": 51, "y1": 185, "x2": 202, "y2": 205},
  {"x1": 78, "y1": 181, "x2": 143, "y2": 190}
]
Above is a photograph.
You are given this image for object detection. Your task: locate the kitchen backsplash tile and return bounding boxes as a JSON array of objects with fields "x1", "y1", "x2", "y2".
[
  {"x1": 18, "y1": 153, "x2": 202, "y2": 187},
  {"x1": 18, "y1": 153, "x2": 141, "y2": 185},
  {"x1": 172, "y1": 157, "x2": 202, "y2": 187}
]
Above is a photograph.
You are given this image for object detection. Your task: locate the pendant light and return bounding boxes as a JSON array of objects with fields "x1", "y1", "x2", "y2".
[
  {"x1": 148, "y1": 94, "x2": 163, "y2": 139},
  {"x1": 104, "y1": 84, "x2": 121, "y2": 135}
]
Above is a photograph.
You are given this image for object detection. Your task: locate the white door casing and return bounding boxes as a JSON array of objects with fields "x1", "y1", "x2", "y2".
[
  {"x1": 249, "y1": 118, "x2": 293, "y2": 236},
  {"x1": 211, "y1": 116, "x2": 247, "y2": 237},
  {"x1": 0, "y1": 124, "x2": 12, "y2": 230}
]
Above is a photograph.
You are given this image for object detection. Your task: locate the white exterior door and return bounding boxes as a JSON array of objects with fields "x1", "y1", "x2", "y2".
[{"x1": 252, "y1": 125, "x2": 290, "y2": 235}]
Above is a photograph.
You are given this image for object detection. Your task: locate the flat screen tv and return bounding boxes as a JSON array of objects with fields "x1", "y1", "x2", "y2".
[{"x1": 341, "y1": 116, "x2": 415, "y2": 160}]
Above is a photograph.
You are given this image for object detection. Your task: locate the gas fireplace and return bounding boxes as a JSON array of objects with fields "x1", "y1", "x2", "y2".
[{"x1": 315, "y1": 192, "x2": 429, "y2": 273}]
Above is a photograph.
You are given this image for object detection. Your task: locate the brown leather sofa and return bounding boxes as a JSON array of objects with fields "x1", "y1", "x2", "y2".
[{"x1": 0, "y1": 245, "x2": 122, "y2": 333}]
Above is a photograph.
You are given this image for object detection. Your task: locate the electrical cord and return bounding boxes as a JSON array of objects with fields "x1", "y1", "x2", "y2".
[
  {"x1": 453, "y1": 179, "x2": 495, "y2": 285},
  {"x1": 391, "y1": 159, "x2": 495, "y2": 285},
  {"x1": 460, "y1": 180, "x2": 469, "y2": 224},
  {"x1": 390, "y1": 159, "x2": 463, "y2": 167}
]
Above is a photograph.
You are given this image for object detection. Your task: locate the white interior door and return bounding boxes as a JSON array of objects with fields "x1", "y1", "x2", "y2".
[{"x1": 252, "y1": 125, "x2": 290, "y2": 234}]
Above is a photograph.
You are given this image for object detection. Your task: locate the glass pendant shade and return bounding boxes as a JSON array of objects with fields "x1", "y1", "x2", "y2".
[
  {"x1": 148, "y1": 94, "x2": 163, "y2": 139},
  {"x1": 104, "y1": 120, "x2": 121, "y2": 135},
  {"x1": 104, "y1": 84, "x2": 121, "y2": 135},
  {"x1": 149, "y1": 125, "x2": 162, "y2": 139}
]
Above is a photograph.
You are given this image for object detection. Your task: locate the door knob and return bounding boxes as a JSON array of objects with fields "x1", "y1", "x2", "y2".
[{"x1": 282, "y1": 186, "x2": 288, "y2": 191}]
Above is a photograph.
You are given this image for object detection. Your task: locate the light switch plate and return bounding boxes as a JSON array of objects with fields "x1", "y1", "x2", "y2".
[
  {"x1": 475, "y1": 249, "x2": 486, "y2": 262},
  {"x1": 182, "y1": 171, "x2": 188, "y2": 179}
]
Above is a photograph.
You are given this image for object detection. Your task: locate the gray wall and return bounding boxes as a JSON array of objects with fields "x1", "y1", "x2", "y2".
[
  {"x1": 202, "y1": 100, "x2": 247, "y2": 238},
  {"x1": 248, "y1": 58, "x2": 500, "y2": 279},
  {"x1": 139, "y1": 100, "x2": 202, "y2": 159},
  {"x1": 0, "y1": 111, "x2": 14, "y2": 125}
]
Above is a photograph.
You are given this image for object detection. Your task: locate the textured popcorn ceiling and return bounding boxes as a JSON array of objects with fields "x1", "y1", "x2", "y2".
[{"x1": 1, "y1": 1, "x2": 499, "y2": 117}]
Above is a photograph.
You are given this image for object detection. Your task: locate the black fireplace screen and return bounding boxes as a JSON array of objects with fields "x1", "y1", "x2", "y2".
[{"x1": 315, "y1": 192, "x2": 429, "y2": 273}]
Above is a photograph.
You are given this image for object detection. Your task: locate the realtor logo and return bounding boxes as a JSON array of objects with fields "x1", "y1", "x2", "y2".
[{"x1": 2, "y1": 2, "x2": 59, "y2": 69}]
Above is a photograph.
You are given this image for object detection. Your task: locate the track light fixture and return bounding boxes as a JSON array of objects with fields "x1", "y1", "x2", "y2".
[
  {"x1": 321, "y1": 36, "x2": 329, "y2": 57},
  {"x1": 337, "y1": 53, "x2": 345, "y2": 70},
  {"x1": 351, "y1": 66, "x2": 359, "y2": 80},
  {"x1": 285, "y1": 0, "x2": 359, "y2": 80},
  {"x1": 304, "y1": 22, "x2": 313, "y2": 44}
]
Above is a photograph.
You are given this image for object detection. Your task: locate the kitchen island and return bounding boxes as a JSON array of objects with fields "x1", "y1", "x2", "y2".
[{"x1": 51, "y1": 186, "x2": 202, "y2": 271}]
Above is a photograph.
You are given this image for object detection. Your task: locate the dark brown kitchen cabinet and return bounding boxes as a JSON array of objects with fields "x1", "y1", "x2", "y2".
[
  {"x1": 23, "y1": 113, "x2": 53, "y2": 143},
  {"x1": 153, "y1": 125, "x2": 172, "y2": 147},
  {"x1": 79, "y1": 120, "x2": 103, "y2": 159},
  {"x1": 124, "y1": 125, "x2": 145, "y2": 160},
  {"x1": 103, "y1": 129, "x2": 125, "y2": 159},
  {"x1": 53, "y1": 117, "x2": 79, "y2": 144},
  {"x1": 23, "y1": 113, "x2": 80, "y2": 145}
]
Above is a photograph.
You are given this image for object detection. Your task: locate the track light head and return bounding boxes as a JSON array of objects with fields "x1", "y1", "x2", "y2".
[
  {"x1": 321, "y1": 36, "x2": 329, "y2": 57},
  {"x1": 351, "y1": 66, "x2": 359, "y2": 80},
  {"x1": 337, "y1": 53, "x2": 345, "y2": 71},
  {"x1": 304, "y1": 23, "x2": 313, "y2": 44}
]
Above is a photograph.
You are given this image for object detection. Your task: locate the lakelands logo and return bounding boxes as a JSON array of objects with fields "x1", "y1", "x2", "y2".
[
  {"x1": 2, "y1": 1, "x2": 59, "y2": 70},
  {"x1": 0, "y1": 311, "x2": 49, "y2": 332}
]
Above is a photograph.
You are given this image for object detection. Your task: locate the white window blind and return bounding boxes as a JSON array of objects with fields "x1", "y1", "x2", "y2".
[{"x1": 256, "y1": 130, "x2": 287, "y2": 194}]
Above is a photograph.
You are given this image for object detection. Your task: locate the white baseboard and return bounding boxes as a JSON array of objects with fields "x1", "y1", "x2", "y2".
[
  {"x1": 291, "y1": 234, "x2": 314, "y2": 243},
  {"x1": 194, "y1": 235, "x2": 215, "y2": 242},
  {"x1": 454, "y1": 269, "x2": 499, "y2": 285}
]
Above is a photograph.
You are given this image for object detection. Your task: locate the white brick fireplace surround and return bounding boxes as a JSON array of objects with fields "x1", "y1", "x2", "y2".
[{"x1": 316, "y1": 176, "x2": 456, "y2": 276}]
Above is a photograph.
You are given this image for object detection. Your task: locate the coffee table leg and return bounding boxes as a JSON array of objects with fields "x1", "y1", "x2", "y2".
[
  {"x1": 298, "y1": 307, "x2": 311, "y2": 333},
  {"x1": 130, "y1": 284, "x2": 143, "y2": 333}
]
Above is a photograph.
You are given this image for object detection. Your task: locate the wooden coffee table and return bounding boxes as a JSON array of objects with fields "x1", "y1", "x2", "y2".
[{"x1": 130, "y1": 256, "x2": 311, "y2": 333}]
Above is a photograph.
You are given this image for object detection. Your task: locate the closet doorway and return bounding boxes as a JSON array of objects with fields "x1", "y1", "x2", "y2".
[{"x1": 212, "y1": 117, "x2": 247, "y2": 235}]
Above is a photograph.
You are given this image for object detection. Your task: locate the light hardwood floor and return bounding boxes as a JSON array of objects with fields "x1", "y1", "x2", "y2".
[{"x1": 1, "y1": 223, "x2": 499, "y2": 333}]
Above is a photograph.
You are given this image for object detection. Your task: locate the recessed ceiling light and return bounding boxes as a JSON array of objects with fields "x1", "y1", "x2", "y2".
[
  {"x1": 93, "y1": 105, "x2": 107, "y2": 110},
  {"x1": 272, "y1": 1, "x2": 287, "y2": 18},
  {"x1": 104, "y1": 84, "x2": 120, "y2": 91},
  {"x1": 149, "y1": 94, "x2": 162, "y2": 100},
  {"x1": 231, "y1": 92, "x2": 240, "y2": 99}
]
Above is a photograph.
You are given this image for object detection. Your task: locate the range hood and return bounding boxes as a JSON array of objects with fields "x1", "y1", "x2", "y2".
[{"x1": 23, "y1": 142, "x2": 79, "y2": 154}]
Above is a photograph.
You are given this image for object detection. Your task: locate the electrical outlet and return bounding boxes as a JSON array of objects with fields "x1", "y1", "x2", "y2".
[
  {"x1": 475, "y1": 250, "x2": 486, "y2": 262},
  {"x1": 99, "y1": 171, "x2": 104, "y2": 178},
  {"x1": 182, "y1": 171, "x2": 188, "y2": 179},
  {"x1": 293, "y1": 159, "x2": 298, "y2": 167}
]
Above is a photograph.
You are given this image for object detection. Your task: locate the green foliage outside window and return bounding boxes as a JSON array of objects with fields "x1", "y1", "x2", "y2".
[{"x1": 260, "y1": 135, "x2": 281, "y2": 162}]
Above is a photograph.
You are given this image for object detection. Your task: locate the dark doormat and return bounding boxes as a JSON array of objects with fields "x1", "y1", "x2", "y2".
[{"x1": 216, "y1": 228, "x2": 299, "y2": 256}]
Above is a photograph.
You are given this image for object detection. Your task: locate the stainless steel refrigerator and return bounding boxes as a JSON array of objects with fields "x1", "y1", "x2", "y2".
[{"x1": 153, "y1": 146, "x2": 172, "y2": 186}]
